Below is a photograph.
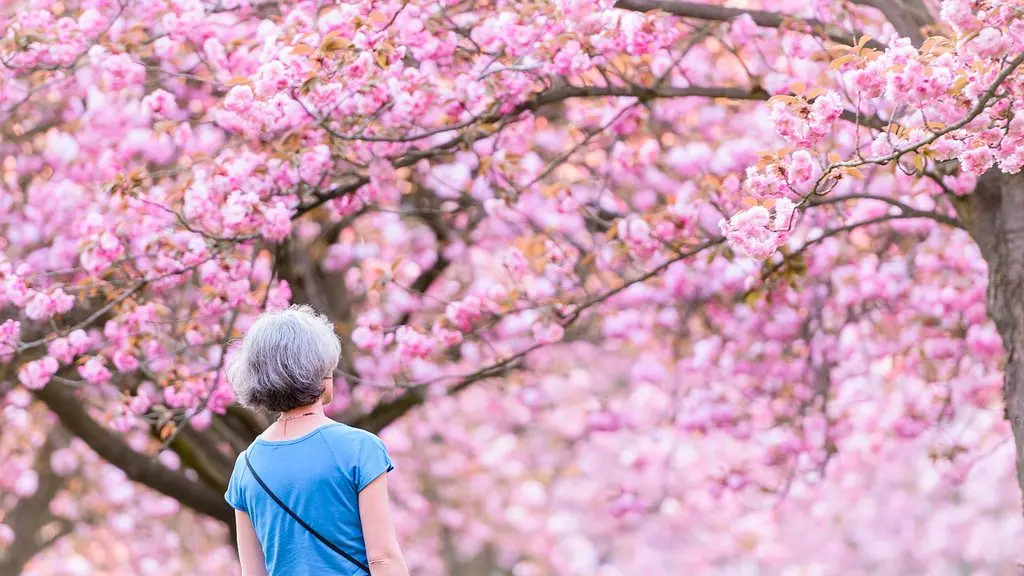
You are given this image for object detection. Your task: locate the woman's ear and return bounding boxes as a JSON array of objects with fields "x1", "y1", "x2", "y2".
[{"x1": 322, "y1": 377, "x2": 334, "y2": 405}]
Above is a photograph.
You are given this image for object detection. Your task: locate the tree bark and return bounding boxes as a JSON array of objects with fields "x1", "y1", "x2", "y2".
[
  {"x1": 849, "y1": 0, "x2": 932, "y2": 45},
  {"x1": 0, "y1": 430, "x2": 72, "y2": 575},
  {"x1": 616, "y1": 0, "x2": 886, "y2": 49},
  {"x1": 34, "y1": 379, "x2": 233, "y2": 523},
  {"x1": 954, "y1": 170, "x2": 1024, "y2": 505}
]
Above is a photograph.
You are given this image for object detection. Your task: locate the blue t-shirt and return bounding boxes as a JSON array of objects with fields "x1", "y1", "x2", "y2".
[{"x1": 225, "y1": 422, "x2": 394, "y2": 576}]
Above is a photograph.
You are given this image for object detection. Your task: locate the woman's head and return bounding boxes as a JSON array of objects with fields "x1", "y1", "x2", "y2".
[{"x1": 227, "y1": 304, "x2": 341, "y2": 413}]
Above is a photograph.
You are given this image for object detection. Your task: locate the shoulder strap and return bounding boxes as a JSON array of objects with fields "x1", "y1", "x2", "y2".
[{"x1": 244, "y1": 451, "x2": 370, "y2": 574}]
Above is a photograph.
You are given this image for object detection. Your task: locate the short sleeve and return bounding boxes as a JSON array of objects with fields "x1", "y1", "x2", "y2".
[
  {"x1": 225, "y1": 451, "x2": 248, "y2": 512},
  {"x1": 354, "y1": 432, "x2": 394, "y2": 492}
]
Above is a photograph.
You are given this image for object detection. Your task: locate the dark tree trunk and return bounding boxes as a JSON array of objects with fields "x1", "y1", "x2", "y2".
[
  {"x1": 847, "y1": 0, "x2": 1024, "y2": 508},
  {"x1": 955, "y1": 170, "x2": 1024, "y2": 503}
]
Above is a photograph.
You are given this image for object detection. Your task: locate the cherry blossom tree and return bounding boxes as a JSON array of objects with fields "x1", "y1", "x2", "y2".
[{"x1": 3, "y1": 0, "x2": 1024, "y2": 572}]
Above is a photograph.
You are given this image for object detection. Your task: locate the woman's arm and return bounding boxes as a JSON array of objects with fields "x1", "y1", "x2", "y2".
[
  {"x1": 359, "y1": 473, "x2": 409, "y2": 576},
  {"x1": 235, "y1": 510, "x2": 269, "y2": 576}
]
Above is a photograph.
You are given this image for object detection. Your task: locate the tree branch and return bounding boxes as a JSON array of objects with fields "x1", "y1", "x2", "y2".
[
  {"x1": 529, "y1": 84, "x2": 889, "y2": 130},
  {"x1": 348, "y1": 353, "x2": 526, "y2": 433},
  {"x1": 348, "y1": 238, "x2": 726, "y2": 432},
  {"x1": 757, "y1": 213, "x2": 927, "y2": 285},
  {"x1": 301, "y1": 82, "x2": 885, "y2": 214},
  {"x1": 616, "y1": 0, "x2": 886, "y2": 50},
  {"x1": 168, "y1": 427, "x2": 232, "y2": 493},
  {"x1": 225, "y1": 405, "x2": 269, "y2": 438},
  {"x1": 16, "y1": 281, "x2": 147, "y2": 353},
  {"x1": 529, "y1": 83, "x2": 770, "y2": 107},
  {"x1": 348, "y1": 387, "x2": 426, "y2": 433},
  {"x1": 848, "y1": 0, "x2": 933, "y2": 46},
  {"x1": 33, "y1": 380, "x2": 232, "y2": 523},
  {"x1": 807, "y1": 193, "x2": 964, "y2": 229}
]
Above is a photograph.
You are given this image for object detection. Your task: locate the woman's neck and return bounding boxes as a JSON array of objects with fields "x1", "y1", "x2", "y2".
[
  {"x1": 264, "y1": 401, "x2": 331, "y2": 441},
  {"x1": 279, "y1": 400, "x2": 325, "y2": 420}
]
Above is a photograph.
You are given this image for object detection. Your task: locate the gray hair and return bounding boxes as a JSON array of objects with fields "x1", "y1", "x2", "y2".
[{"x1": 227, "y1": 304, "x2": 341, "y2": 413}]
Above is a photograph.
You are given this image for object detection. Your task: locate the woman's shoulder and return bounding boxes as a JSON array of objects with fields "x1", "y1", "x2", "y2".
[
  {"x1": 320, "y1": 423, "x2": 394, "y2": 488},
  {"x1": 236, "y1": 422, "x2": 387, "y2": 458},
  {"x1": 318, "y1": 421, "x2": 387, "y2": 449}
]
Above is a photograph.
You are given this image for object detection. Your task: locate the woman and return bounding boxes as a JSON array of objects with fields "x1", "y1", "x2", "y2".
[{"x1": 224, "y1": 305, "x2": 409, "y2": 576}]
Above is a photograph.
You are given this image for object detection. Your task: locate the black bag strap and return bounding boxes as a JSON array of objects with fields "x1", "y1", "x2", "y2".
[{"x1": 244, "y1": 451, "x2": 370, "y2": 574}]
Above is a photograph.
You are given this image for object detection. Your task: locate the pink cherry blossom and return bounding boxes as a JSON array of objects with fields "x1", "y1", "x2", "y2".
[
  {"x1": 531, "y1": 322, "x2": 565, "y2": 345},
  {"x1": 0, "y1": 319, "x2": 20, "y2": 355},
  {"x1": 787, "y1": 150, "x2": 818, "y2": 187},
  {"x1": 299, "y1": 144, "x2": 332, "y2": 184},
  {"x1": 18, "y1": 356, "x2": 59, "y2": 390},
  {"x1": 79, "y1": 357, "x2": 113, "y2": 385},
  {"x1": 24, "y1": 288, "x2": 75, "y2": 321},
  {"x1": 744, "y1": 164, "x2": 789, "y2": 198},
  {"x1": 617, "y1": 215, "x2": 658, "y2": 257},
  {"x1": 962, "y1": 146, "x2": 996, "y2": 175},
  {"x1": 143, "y1": 89, "x2": 180, "y2": 119},
  {"x1": 446, "y1": 296, "x2": 483, "y2": 332},
  {"x1": 396, "y1": 326, "x2": 436, "y2": 360},
  {"x1": 720, "y1": 205, "x2": 785, "y2": 260},
  {"x1": 224, "y1": 85, "x2": 255, "y2": 113}
]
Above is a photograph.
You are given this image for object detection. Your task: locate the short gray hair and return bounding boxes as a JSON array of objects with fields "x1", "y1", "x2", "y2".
[{"x1": 227, "y1": 304, "x2": 341, "y2": 413}]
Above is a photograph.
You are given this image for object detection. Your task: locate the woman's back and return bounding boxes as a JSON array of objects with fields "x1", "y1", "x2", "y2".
[{"x1": 226, "y1": 422, "x2": 394, "y2": 576}]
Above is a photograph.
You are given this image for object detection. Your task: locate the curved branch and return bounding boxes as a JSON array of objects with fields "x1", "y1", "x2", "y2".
[
  {"x1": 348, "y1": 351, "x2": 527, "y2": 433},
  {"x1": 807, "y1": 193, "x2": 963, "y2": 229},
  {"x1": 563, "y1": 237, "x2": 726, "y2": 325},
  {"x1": 531, "y1": 84, "x2": 889, "y2": 130},
  {"x1": 529, "y1": 84, "x2": 770, "y2": 107},
  {"x1": 616, "y1": 0, "x2": 886, "y2": 50},
  {"x1": 33, "y1": 380, "x2": 232, "y2": 523},
  {"x1": 168, "y1": 427, "x2": 233, "y2": 492},
  {"x1": 758, "y1": 213, "x2": 928, "y2": 285}
]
